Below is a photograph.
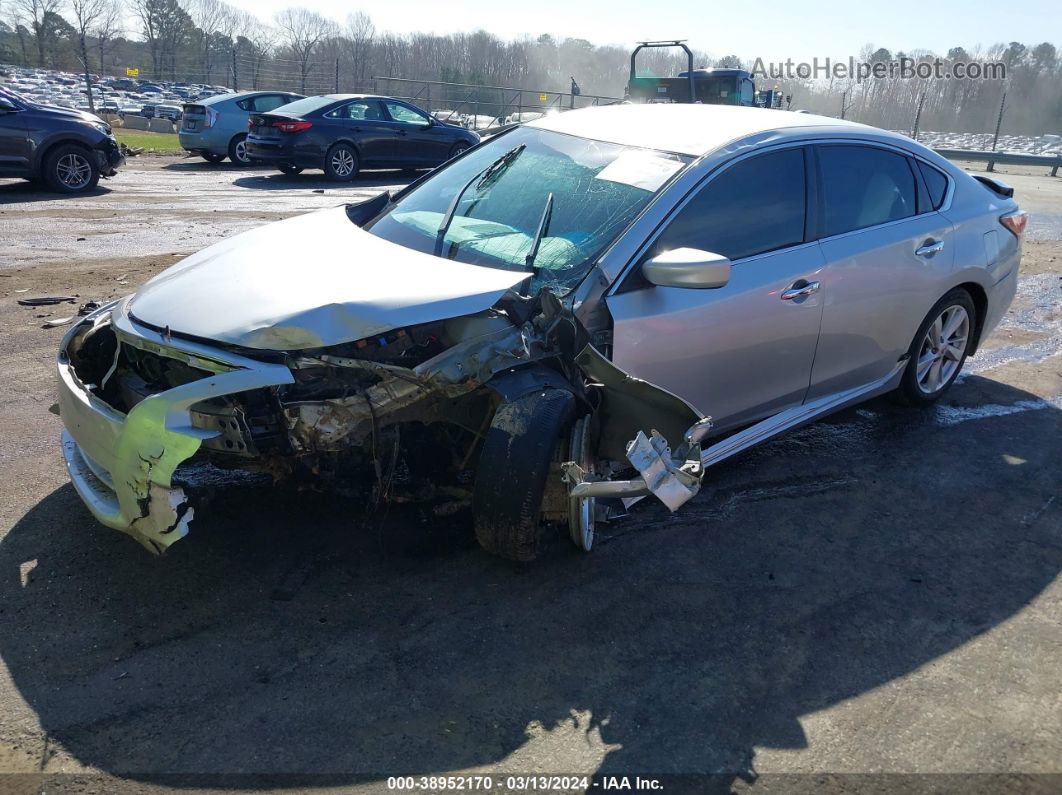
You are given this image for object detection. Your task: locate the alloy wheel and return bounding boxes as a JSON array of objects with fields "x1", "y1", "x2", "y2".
[
  {"x1": 330, "y1": 148, "x2": 355, "y2": 177},
  {"x1": 916, "y1": 305, "x2": 970, "y2": 394},
  {"x1": 233, "y1": 139, "x2": 249, "y2": 163},
  {"x1": 56, "y1": 153, "x2": 92, "y2": 190}
]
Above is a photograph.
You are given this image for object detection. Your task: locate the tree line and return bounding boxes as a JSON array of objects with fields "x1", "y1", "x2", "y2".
[{"x1": 0, "y1": 0, "x2": 1059, "y2": 136}]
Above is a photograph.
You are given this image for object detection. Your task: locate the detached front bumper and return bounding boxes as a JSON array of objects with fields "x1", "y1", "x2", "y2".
[
  {"x1": 96, "y1": 136, "x2": 124, "y2": 176},
  {"x1": 56, "y1": 299, "x2": 293, "y2": 553}
]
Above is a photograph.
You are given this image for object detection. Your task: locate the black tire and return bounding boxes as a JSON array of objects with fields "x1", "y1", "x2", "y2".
[
  {"x1": 278, "y1": 163, "x2": 304, "y2": 176},
  {"x1": 201, "y1": 152, "x2": 225, "y2": 164},
  {"x1": 449, "y1": 142, "x2": 470, "y2": 160},
  {"x1": 894, "y1": 288, "x2": 977, "y2": 406},
  {"x1": 43, "y1": 144, "x2": 100, "y2": 193},
  {"x1": 473, "y1": 389, "x2": 576, "y2": 562},
  {"x1": 227, "y1": 133, "x2": 251, "y2": 165}
]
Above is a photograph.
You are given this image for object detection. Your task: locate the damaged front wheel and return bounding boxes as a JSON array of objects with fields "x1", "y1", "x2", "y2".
[{"x1": 473, "y1": 389, "x2": 576, "y2": 562}]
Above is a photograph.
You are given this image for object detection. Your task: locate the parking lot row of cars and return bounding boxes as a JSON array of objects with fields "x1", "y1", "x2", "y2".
[
  {"x1": 0, "y1": 64, "x2": 231, "y2": 119},
  {"x1": 0, "y1": 80, "x2": 483, "y2": 190}
]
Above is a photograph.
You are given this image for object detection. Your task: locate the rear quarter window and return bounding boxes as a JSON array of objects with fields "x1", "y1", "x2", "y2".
[{"x1": 917, "y1": 160, "x2": 949, "y2": 209}]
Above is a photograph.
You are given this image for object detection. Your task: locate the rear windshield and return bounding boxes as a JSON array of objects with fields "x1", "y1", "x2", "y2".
[{"x1": 270, "y1": 96, "x2": 335, "y2": 116}]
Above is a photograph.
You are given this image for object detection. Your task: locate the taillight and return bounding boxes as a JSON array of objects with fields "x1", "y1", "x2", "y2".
[
  {"x1": 1000, "y1": 210, "x2": 1028, "y2": 238},
  {"x1": 274, "y1": 120, "x2": 312, "y2": 133},
  {"x1": 204, "y1": 107, "x2": 218, "y2": 128}
]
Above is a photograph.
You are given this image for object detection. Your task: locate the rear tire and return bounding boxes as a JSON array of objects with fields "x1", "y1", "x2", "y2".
[
  {"x1": 227, "y1": 134, "x2": 251, "y2": 165},
  {"x1": 324, "y1": 143, "x2": 359, "y2": 181},
  {"x1": 473, "y1": 390, "x2": 576, "y2": 562},
  {"x1": 278, "y1": 163, "x2": 304, "y2": 176},
  {"x1": 201, "y1": 152, "x2": 225, "y2": 164},
  {"x1": 894, "y1": 288, "x2": 976, "y2": 405},
  {"x1": 43, "y1": 144, "x2": 100, "y2": 193},
  {"x1": 449, "y1": 142, "x2": 470, "y2": 160}
]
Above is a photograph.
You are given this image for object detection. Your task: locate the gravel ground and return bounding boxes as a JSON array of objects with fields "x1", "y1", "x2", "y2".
[{"x1": 0, "y1": 156, "x2": 1060, "y2": 794}]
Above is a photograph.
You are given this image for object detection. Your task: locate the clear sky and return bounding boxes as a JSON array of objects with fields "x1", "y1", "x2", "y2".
[{"x1": 224, "y1": 0, "x2": 1060, "y2": 62}]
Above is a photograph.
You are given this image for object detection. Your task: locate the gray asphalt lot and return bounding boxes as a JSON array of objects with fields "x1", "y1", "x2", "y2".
[{"x1": 0, "y1": 156, "x2": 1060, "y2": 793}]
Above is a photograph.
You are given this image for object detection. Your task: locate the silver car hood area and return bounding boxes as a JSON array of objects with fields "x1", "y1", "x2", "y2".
[{"x1": 129, "y1": 205, "x2": 529, "y2": 350}]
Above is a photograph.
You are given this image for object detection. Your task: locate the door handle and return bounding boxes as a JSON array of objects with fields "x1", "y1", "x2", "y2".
[
  {"x1": 780, "y1": 281, "x2": 820, "y2": 300},
  {"x1": 916, "y1": 240, "x2": 944, "y2": 257},
  {"x1": 394, "y1": 129, "x2": 408, "y2": 136}
]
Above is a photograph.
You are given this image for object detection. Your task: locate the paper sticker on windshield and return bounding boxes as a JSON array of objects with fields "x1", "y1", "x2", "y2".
[{"x1": 594, "y1": 151, "x2": 684, "y2": 192}]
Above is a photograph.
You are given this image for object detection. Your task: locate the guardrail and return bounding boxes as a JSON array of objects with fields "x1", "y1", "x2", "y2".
[{"x1": 935, "y1": 148, "x2": 1062, "y2": 176}]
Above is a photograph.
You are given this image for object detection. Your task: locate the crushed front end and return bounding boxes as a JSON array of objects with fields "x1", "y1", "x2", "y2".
[{"x1": 58, "y1": 289, "x2": 715, "y2": 556}]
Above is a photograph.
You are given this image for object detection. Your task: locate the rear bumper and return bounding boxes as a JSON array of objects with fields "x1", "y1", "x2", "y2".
[
  {"x1": 178, "y1": 131, "x2": 219, "y2": 153},
  {"x1": 56, "y1": 299, "x2": 294, "y2": 553},
  {"x1": 246, "y1": 137, "x2": 318, "y2": 167},
  {"x1": 978, "y1": 246, "x2": 1021, "y2": 347}
]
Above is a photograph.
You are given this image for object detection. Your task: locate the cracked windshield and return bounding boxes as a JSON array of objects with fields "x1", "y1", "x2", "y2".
[{"x1": 365, "y1": 127, "x2": 690, "y2": 295}]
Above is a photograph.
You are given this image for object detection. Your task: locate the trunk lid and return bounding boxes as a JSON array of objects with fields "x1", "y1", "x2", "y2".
[
  {"x1": 248, "y1": 113, "x2": 298, "y2": 139},
  {"x1": 180, "y1": 103, "x2": 206, "y2": 131}
]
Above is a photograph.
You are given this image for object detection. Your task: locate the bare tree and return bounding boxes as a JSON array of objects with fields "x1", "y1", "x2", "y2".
[
  {"x1": 274, "y1": 7, "x2": 328, "y2": 93},
  {"x1": 67, "y1": 0, "x2": 106, "y2": 110},
  {"x1": 345, "y1": 11, "x2": 374, "y2": 89},
  {"x1": 189, "y1": 0, "x2": 224, "y2": 83},
  {"x1": 91, "y1": 0, "x2": 122, "y2": 75},
  {"x1": 11, "y1": 0, "x2": 63, "y2": 66},
  {"x1": 243, "y1": 19, "x2": 276, "y2": 90}
]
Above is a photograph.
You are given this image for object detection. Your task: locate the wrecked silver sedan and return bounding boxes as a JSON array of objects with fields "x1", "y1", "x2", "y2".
[{"x1": 56, "y1": 104, "x2": 1023, "y2": 558}]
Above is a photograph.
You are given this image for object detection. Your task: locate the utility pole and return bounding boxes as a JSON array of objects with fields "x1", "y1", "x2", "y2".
[
  {"x1": 911, "y1": 89, "x2": 927, "y2": 141},
  {"x1": 231, "y1": 48, "x2": 238, "y2": 92},
  {"x1": 840, "y1": 89, "x2": 847, "y2": 119},
  {"x1": 335, "y1": 58, "x2": 340, "y2": 93},
  {"x1": 988, "y1": 89, "x2": 1007, "y2": 172}
]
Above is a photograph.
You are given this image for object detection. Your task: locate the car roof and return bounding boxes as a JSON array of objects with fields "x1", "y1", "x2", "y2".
[
  {"x1": 527, "y1": 103, "x2": 881, "y2": 157},
  {"x1": 199, "y1": 90, "x2": 292, "y2": 106},
  {"x1": 317, "y1": 94, "x2": 392, "y2": 102}
]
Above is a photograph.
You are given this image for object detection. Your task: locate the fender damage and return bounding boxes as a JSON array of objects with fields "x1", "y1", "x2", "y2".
[{"x1": 57, "y1": 282, "x2": 711, "y2": 554}]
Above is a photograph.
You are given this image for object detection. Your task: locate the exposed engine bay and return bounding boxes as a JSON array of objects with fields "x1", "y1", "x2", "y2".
[{"x1": 60, "y1": 287, "x2": 712, "y2": 557}]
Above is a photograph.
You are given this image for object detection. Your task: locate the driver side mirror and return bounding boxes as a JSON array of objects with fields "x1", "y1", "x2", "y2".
[
  {"x1": 641, "y1": 247, "x2": 732, "y2": 289},
  {"x1": 0, "y1": 98, "x2": 17, "y2": 113}
]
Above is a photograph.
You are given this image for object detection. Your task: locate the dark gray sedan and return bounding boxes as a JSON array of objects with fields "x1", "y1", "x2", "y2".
[{"x1": 245, "y1": 94, "x2": 480, "y2": 180}]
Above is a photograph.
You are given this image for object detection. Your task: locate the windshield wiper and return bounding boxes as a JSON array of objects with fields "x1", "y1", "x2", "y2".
[
  {"x1": 524, "y1": 192, "x2": 554, "y2": 273},
  {"x1": 520, "y1": 192, "x2": 554, "y2": 296},
  {"x1": 433, "y1": 143, "x2": 526, "y2": 257}
]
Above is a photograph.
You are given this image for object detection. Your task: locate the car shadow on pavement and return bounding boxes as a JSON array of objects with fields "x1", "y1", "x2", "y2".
[
  {"x1": 230, "y1": 170, "x2": 418, "y2": 192},
  {"x1": 1, "y1": 377, "x2": 1059, "y2": 787},
  {"x1": 0, "y1": 181, "x2": 111, "y2": 205}
]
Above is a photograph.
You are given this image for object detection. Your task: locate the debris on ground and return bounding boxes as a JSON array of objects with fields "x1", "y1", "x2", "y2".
[
  {"x1": 78, "y1": 301, "x2": 101, "y2": 316},
  {"x1": 17, "y1": 296, "x2": 77, "y2": 306},
  {"x1": 42, "y1": 317, "x2": 75, "y2": 328}
]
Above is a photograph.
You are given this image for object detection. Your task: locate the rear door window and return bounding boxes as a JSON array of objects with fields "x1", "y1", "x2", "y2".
[
  {"x1": 325, "y1": 100, "x2": 384, "y2": 120},
  {"x1": 652, "y1": 147, "x2": 807, "y2": 261},
  {"x1": 818, "y1": 145, "x2": 918, "y2": 236}
]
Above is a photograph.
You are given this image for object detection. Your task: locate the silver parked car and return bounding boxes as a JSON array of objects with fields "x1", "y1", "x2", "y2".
[
  {"x1": 178, "y1": 90, "x2": 303, "y2": 164},
  {"x1": 56, "y1": 105, "x2": 1024, "y2": 558}
]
